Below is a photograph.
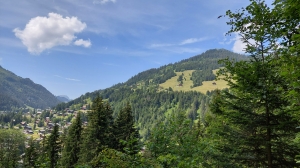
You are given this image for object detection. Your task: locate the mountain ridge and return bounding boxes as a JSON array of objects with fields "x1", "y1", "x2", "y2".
[
  {"x1": 55, "y1": 48, "x2": 247, "y2": 139},
  {"x1": 0, "y1": 65, "x2": 61, "y2": 110}
]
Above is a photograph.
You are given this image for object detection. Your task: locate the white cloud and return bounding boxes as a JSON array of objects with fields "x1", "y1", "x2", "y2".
[
  {"x1": 232, "y1": 33, "x2": 255, "y2": 54},
  {"x1": 54, "y1": 75, "x2": 80, "y2": 82},
  {"x1": 180, "y1": 38, "x2": 206, "y2": 45},
  {"x1": 13, "y1": 13, "x2": 88, "y2": 55},
  {"x1": 93, "y1": 0, "x2": 116, "y2": 4},
  {"x1": 150, "y1": 43, "x2": 173, "y2": 48},
  {"x1": 219, "y1": 33, "x2": 236, "y2": 45},
  {"x1": 150, "y1": 37, "x2": 206, "y2": 48},
  {"x1": 65, "y1": 78, "x2": 80, "y2": 82},
  {"x1": 74, "y1": 39, "x2": 91, "y2": 48}
]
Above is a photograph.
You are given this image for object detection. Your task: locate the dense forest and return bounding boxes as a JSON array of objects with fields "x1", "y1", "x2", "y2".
[
  {"x1": 1, "y1": 0, "x2": 300, "y2": 167},
  {"x1": 0, "y1": 66, "x2": 61, "y2": 110},
  {"x1": 55, "y1": 49, "x2": 246, "y2": 139}
]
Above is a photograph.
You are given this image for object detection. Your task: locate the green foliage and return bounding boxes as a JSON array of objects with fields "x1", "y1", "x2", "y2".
[
  {"x1": 190, "y1": 69, "x2": 215, "y2": 87},
  {"x1": 45, "y1": 124, "x2": 61, "y2": 168},
  {"x1": 113, "y1": 103, "x2": 140, "y2": 154},
  {"x1": 207, "y1": 0, "x2": 300, "y2": 167},
  {"x1": 90, "y1": 148, "x2": 162, "y2": 168},
  {"x1": 0, "y1": 129, "x2": 25, "y2": 168},
  {"x1": 79, "y1": 96, "x2": 114, "y2": 164},
  {"x1": 61, "y1": 112, "x2": 82, "y2": 168},
  {"x1": 147, "y1": 112, "x2": 205, "y2": 167},
  {"x1": 24, "y1": 138, "x2": 40, "y2": 168}
]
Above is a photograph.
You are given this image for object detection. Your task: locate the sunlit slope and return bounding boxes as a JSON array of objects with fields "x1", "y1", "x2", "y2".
[{"x1": 159, "y1": 69, "x2": 228, "y2": 94}]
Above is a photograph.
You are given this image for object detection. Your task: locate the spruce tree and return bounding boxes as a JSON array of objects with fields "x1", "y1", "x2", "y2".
[
  {"x1": 79, "y1": 96, "x2": 113, "y2": 164},
  {"x1": 46, "y1": 124, "x2": 61, "y2": 168},
  {"x1": 114, "y1": 102, "x2": 139, "y2": 155},
  {"x1": 24, "y1": 138, "x2": 39, "y2": 168},
  {"x1": 209, "y1": 0, "x2": 300, "y2": 167},
  {"x1": 61, "y1": 112, "x2": 82, "y2": 168}
]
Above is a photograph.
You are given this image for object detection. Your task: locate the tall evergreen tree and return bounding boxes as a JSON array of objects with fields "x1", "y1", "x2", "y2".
[
  {"x1": 79, "y1": 96, "x2": 113, "y2": 164},
  {"x1": 209, "y1": 0, "x2": 300, "y2": 167},
  {"x1": 114, "y1": 102, "x2": 139, "y2": 155},
  {"x1": 46, "y1": 124, "x2": 61, "y2": 168},
  {"x1": 61, "y1": 112, "x2": 82, "y2": 168},
  {"x1": 24, "y1": 138, "x2": 39, "y2": 168}
]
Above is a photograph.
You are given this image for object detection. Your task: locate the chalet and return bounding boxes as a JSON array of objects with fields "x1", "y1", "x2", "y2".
[
  {"x1": 67, "y1": 110, "x2": 74, "y2": 113},
  {"x1": 24, "y1": 126, "x2": 32, "y2": 130},
  {"x1": 47, "y1": 122, "x2": 54, "y2": 129},
  {"x1": 20, "y1": 122, "x2": 27, "y2": 127},
  {"x1": 39, "y1": 130, "x2": 46, "y2": 134},
  {"x1": 26, "y1": 130, "x2": 34, "y2": 134}
]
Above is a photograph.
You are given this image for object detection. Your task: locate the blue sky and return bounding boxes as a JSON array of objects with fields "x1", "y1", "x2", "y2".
[{"x1": 0, "y1": 0, "x2": 272, "y2": 99}]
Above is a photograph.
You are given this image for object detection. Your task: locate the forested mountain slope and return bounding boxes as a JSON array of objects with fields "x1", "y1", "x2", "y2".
[
  {"x1": 55, "y1": 49, "x2": 247, "y2": 139},
  {"x1": 0, "y1": 66, "x2": 61, "y2": 110}
]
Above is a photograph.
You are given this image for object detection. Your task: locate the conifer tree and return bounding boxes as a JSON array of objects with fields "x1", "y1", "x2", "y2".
[
  {"x1": 61, "y1": 112, "x2": 82, "y2": 168},
  {"x1": 46, "y1": 124, "x2": 61, "y2": 168},
  {"x1": 209, "y1": 0, "x2": 300, "y2": 167},
  {"x1": 114, "y1": 102, "x2": 139, "y2": 155},
  {"x1": 79, "y1": 96, "x2": 113, "y2": 164},
  {"x1": 24, "y1": 138, "x2": 39, "y2": 168}
]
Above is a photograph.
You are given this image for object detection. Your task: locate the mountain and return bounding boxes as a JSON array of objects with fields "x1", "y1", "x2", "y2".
[
  {"x1": 55, "y1": 49, "x2": 247, "y2": 140},
  {"x1": 0, "y1": 66, "x2": 61, "y2": 111},
  {"x1": 56, "y1": 95, "x2": 71, "y2": 103}
]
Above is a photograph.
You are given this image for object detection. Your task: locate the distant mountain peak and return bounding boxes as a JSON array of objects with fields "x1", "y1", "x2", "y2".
[{"x1": 56, "y1": 95, "x2": 71, "y2": 103}]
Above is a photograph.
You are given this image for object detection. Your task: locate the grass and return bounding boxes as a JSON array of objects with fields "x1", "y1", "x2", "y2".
[{"x1": 159, "y1": 69, "x2": 228, "y2": 94}]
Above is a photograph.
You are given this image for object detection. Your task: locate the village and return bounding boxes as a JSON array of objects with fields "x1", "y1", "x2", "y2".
[{"x1": 1, "y1": 105, "x2": 89, "y2": 141}]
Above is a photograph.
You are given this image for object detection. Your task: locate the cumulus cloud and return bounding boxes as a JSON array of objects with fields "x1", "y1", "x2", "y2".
[
  {"x1": 232, "y1": 33, "x2": 255, "y2": 54},
  {"x1": 74, "y1": 39, "x2": 91, "y2": 47},
  {"x1": 13, "y1": 13, "x2": 88, "y2": 55},
  {"x1": 93, "y1": 0, "x2": 116, "y2": 4}
]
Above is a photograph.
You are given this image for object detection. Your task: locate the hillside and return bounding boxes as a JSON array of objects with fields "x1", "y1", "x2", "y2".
[
  {"x1": 0, "y1": 66, "x2": 61, "y2": 110},
  {"x1": 55, "y1": 49, "x2": 247, "y2": 139}
]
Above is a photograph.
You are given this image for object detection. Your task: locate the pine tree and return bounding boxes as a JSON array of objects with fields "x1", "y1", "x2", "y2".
[{"x1": 61, "y1": 112, "x2": 82, "y2": 168}]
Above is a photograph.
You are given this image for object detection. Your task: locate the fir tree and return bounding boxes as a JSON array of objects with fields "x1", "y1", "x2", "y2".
[
  {"x1": 24, "y1": 138, "x2": 39, "y2": 168},
  {"x1": 61, "y1": 112, "x2": 82, "y2": 168},
  {"x1": 114, "y1": 102, "x2": 140, "y2": 155},
  {"x1": 46, "y1": 124, "x2": 61, "y2": 168},
  {"x1": 209, "y1": 1, "x2": 300, "y2": 167},
  {"x1": 79, "y1": 96, "x2": 113, "y2": 164}
]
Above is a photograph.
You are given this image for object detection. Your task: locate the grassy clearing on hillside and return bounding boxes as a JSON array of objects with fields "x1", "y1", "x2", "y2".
[{"x1": 159, "y1": 69, "x2": 228, "y2": 94}]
